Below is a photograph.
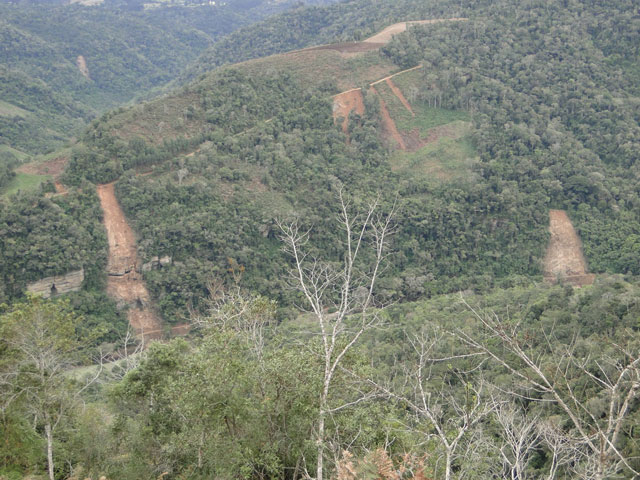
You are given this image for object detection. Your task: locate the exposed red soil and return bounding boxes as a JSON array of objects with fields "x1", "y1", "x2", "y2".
[
  {"x1": 97, "y1": 183, "x2": 164, "y2": 342},
  {"x1": 53, "y1": 182, "x2": 67, "y2": 195},
  {"x1": 332, "y1": 88, "x2": 365, "y2": 136},
  {"x1": 386, "y1": 77, "x2": 414, "y2": 115},
  {"x1": 17, "y1": 155, "x2": 68, "y2": 178},
  {"x1": 76, "y1": 55, "x2": 90, "y2": 80},
  {"x1": 543, "y1": 210, "x2": 595, "y2": 287},
  {"x1": 371, "y1": 86, "x2": 406, "y2": 150}
]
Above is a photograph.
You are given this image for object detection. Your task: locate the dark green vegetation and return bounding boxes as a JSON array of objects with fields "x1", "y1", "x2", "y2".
[
  {"x1": 0, "y1": 150, "x2": 19, "y2": 189},
  {"x1": 1, "y1": 0, "x2": 639, "y2": 477},
  {"x1": 0, "y1": 0, "x2": 336, "y2": 154},
  {"x1": 0, "y1": 185, "x2": 128, "y2": 345}
]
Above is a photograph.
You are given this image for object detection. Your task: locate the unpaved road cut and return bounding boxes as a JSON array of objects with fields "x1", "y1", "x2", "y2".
[
  {"x1": 364, "y1": 18, "x2": 467, "y2": 44},
  {"x1": 543, "y1": 210, "x2": 595, "y2": 286},
  {"x1": 97, "y1": 183, "x2": 164, "y2": 341}
]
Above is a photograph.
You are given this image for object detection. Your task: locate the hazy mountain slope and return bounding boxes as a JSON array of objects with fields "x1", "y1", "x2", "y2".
[
  {"x1": 181, "y1": 0, "x2": 470, "y2": 81},
  {"x1": 0, "y1": 0, "x2": 339, "y2": 154}
]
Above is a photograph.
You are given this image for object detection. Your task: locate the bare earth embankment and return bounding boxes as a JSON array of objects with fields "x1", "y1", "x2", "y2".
[{"x1": 543, "y1": 210, "x2": 595, "y2": 286}]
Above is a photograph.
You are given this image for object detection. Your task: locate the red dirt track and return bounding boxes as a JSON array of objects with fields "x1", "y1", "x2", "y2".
[
  {"x1": 543, "y1": 210, "x2": 595, "y2": 287},
  {"x1": 386, "y1": 78, "x2": 414, "y2": 115}
]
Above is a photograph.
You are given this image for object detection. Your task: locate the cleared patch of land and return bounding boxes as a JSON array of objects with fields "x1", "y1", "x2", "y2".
[
  {"x1": 386, "y1": 77, "x2": 414, "y2": 114},
  {"x1": 101, "y1": 19, "x2": 465, "y2": 149},
  {"x1": 389, "y1": 122, "x2": 475, "y2": 181},
  {"x1": 371, "y1": 85, "x2": 406, "y2": 150},
  {"x1": 17, "y1": 154, "x2": 69, "y2": 177},
  {"x1": 368, "y1": 67, "x2": 478, "y2": 179},
  {"x1": 1, "y1": 172, "x2": 50, "y2": 198},
  {"x1": 543, "y1": 210, "x2": 596, "y2": 286},
  {"x1": 237, "y1": 48, "x2": 397, "y2": 92}
]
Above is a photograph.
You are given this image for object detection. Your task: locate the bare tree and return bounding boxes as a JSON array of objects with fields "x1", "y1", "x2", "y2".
[
  {"x1": 492, "y1": 400, "x2": 541, "y2": 480},
  {"x1": 192, "y1": 280, "x2": 275, "y2": 361},
  {"x1": 176, "y1": 167, "x2": 189, "y2": 185},
  {"x1": 370, "y1": 329, "x2": 494, "y2": 480},
  {"x1": 538, "y1": 419, "x2": 587, "y2": 480},
  {"x1": 278, "y1": 189, "x2": 395, "y2": 480},
  {"x1": 457, "y1": 296, "x2": 640, "y2": 480}
]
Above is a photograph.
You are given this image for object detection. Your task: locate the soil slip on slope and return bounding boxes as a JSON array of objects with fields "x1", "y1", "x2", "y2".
[
  {"x1": 97, "y1": 183, "x2": 164, "y2": 341},
  {"x1": 332, "y1": 88, "x2": 365, "y2": 136},
  {"x1": 543, "y1": 210, "x2": 595, "y2": 286}
]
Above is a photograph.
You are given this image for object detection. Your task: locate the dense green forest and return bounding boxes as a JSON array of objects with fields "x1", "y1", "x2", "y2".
[{"x1": 1, "y1": 0, "x2": 639, "y2": 478}]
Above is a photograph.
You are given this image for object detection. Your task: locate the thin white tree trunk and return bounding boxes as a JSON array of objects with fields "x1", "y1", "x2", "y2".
[
  {"x1": 444, "y1": 449, "x2": 452, "y2": 480},
  {"x1": 317, "y1": 410, "x2": 325, "y2": 480},
  {"x1": 45, "y1": 422, "x2": 54, "y2": 480}
]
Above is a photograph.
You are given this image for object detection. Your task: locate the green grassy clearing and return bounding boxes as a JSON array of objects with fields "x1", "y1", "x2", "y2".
[
  {"x1": 373, "y1": 71, "x2": 476, "y2": 181},
  {"x1": 389, "y1": 125, "x2": 477, "y2": 182},
  {"x1": 397, "y1": 103, "x2": 470, "y2": 132},
  {"x1": 375, "y1": 76, "x2": 470, "y2": 132},
  {"x1": 1, "y1": 172, "x2": 50, "y2": 197},
  {"x1": 0, "y1": 144, "x2": 30, "y2": 161},
  {"x1": 0, "y1": 99, "x2": 29, "y2": 118}
]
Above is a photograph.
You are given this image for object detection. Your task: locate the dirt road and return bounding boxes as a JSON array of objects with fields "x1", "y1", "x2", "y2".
[
  {"x1": 97, "y1": 183, "x2": 164, "y2": 341},
  {"x1": 364, "y1": 19, "x2": 467, "y2": 44}
]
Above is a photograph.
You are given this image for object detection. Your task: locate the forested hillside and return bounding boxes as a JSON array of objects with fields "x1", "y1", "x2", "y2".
[
  {"x1": 0, "y1": 0, "x2": 337, "y2": 154},
  {"x1": 55, "y1": 0, "x2": 640, "y2": 319},
  {"x1": 1, "y1": 0, "x2": 639, "y2": 478},
  {"x1": 181, "y1": 0, "x2": 469, "y2": 81}
]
